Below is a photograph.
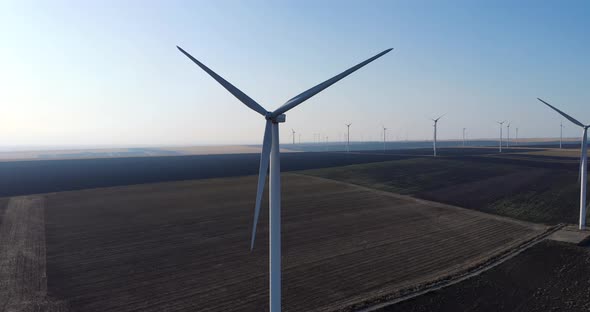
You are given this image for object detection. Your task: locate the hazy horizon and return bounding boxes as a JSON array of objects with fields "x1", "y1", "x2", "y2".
[
  {"x1": 0, "y1": 136, "x2": 584, "y2": 153},
  {"x1": 2, "y1": 0, "x2": 589, "y2": 147}
]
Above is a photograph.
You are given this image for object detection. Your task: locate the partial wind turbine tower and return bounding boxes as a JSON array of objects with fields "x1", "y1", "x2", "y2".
[
  {"x1": 538, "y1": 98, "x2": 589, "y2": 229},
  {"x1": 382, "y1": 126, "x2": 387, "y2": 151},
  {"x1": 431, "y1": 114, "x2": 445, "y2": 157},
  {"x1": 177, "y1": 45, "x2": 392, "y2": 312},
  {"x1": 462, "y1": 128, "x2": 467, "y2": 147},
  {"x1": 346, "y1": 123, "x2": 352, "y2": 152},
  {"x1": 496, "y1": 121, "x2": 506, "y2": 152},
  {"x1": 291, "y1": 129, "x2": 296, "y2": 145},
  {"x1": 516, "y1": 128, "x2": 519, "y2": 145},
  {"x1": 506, "y1": 122, "x2": 511, "y2": 147}
]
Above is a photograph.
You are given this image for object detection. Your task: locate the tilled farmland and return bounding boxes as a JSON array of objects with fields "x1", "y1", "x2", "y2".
[
  {"x1": 382, "y1": 240, "x2": 590, "y2": 312},
  {"x1": 37, "y1": 174, "x2": 545, "y2": 311},
  {"x1": 302, "y1": 156, "x2": 585, "y2": 224}
]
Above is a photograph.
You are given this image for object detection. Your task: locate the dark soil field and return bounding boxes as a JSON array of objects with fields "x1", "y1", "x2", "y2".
[
  {"x1": 0, "y1": 152, "x2": 414, "y2": 197},
  {"x1": 302, "y1": 154, "x2": 587, "y2": 225},
  {"x1": 382, "y1": 240, "x2": 590, "y2": 312},
  {"x1": 0, "y1": 197, "x2": 8, "y2": 225},
  {"x1": 40, "y1": 174, "x2": 544, "y2": 312},
  {"x1": 0, "y1": 146, "x2": 557, "y2": 199}
]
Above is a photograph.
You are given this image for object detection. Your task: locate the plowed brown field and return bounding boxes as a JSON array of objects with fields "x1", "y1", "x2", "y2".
[
  {"x1": 41, "y1": 174, "x2": 545, "y2": 311},
  {"x1": 382, "y1": 240, "x2": 590, "y2": 312}
]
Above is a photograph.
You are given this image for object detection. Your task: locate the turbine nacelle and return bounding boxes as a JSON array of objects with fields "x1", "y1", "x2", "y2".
[{"x1": 265, "y1": 113, "x2": 286, "y2": 123}]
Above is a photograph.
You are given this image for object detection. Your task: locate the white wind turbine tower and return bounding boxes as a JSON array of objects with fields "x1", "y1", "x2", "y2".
[
  {"x1": 516, "y1": 127, "x2": 519, "y2": 145},
  {"x1": 431, "y1": 114, "x2": 445, "y2": 157},
  {"x1": 291, "y1": 129, "x2": 296, "y2": 145},
  {"x1": 538, "y1": 98, "x2": 589, "y2": 229},
  {"x1": 346, "y1": 123, "x2": 352, "y2": 152},
  {"x1": 496, "y1": 121, "x2": 506, "y2": 152},
  {"x1": 506, "y1": 122, "x2": 511, "y2": 147},
  {"x1": 177, "y1": 45, "x2": 392, "y2": 312}
]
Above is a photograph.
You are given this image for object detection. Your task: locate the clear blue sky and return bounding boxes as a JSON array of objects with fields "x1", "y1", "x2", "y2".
[{"x1": 1, "y1": 0, "x2": 589, "y2": 148}]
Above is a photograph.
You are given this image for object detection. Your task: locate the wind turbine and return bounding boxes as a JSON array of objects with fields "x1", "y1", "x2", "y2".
[
  {"x1": 538, "y1": 98, "x2": 588, "y2": 229},
  {"x1": 560, "y1": 121, "x2": 564, "y2": 149},
  {"x1": 382, "y1": 126, "x2": 387, "y2": 151},
  {"x1": 346, "y1": 123, "x2": 352, "y2": 152},
  {"x1": 431, "y1": 114, "x2": 445, "y2": 157},
  {"x1": 516, "y1": 127, "x2": 519, "y2": 145},
  {"x1": 506, "y1": 122, "x2": 511, "y2": 147},
  {"x1": 291, "y1": 129, "x2": 296, "y2": 145},
  {"x1": 177, "y1": 45, "x2": 392, "y2": 312},
  {"x1": 462, "y1": 128, "x2": 466, "y2": 147},
  {"x1": 496, "y1": 121, "x2": 506, "y2": 152}
]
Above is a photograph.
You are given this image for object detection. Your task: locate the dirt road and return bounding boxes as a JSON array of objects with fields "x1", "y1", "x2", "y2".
[{"x1": 0, "y1": 196, "x2": 66, "y2": 312}]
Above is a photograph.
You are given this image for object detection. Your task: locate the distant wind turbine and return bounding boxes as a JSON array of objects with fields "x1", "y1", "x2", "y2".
[
  {"x1": 177, "y1": 45, "x2": 392, "y2": 312},
  {"x1": 462, "y1": 128, "x2": 466, "y2": 147},
  {"x1": 496, "y1": 121, "x2": 506, "y2": 152},
  {"x1": 291, "y1": 129, "x2": 296, "y2": 145},
  {"x1": 382, "y1": 126, "x2": 387, "y2": 151},
  {"x1": 560, "y1": 121, "x2": 564, "y2": 149},
  {"x1": 506, "y1": 122, "x2": 511, "y2": 147},
  {"x1": 538, "y1": 98, "x2": 588, "y2": 229},
  {"x1": 431, "y1": 114, "x2": 445, "y2": 157},
  {"x1": 515, "y1": 127, "x2": 519, "y2": 145},
  {"x1": 346, "y1": 123, "x2": 352, "y2": 152}
]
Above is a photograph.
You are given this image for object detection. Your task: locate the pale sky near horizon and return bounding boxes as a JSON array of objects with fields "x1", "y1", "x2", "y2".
[{"x1": 1, "y1": 0, "x2": 589, "y2": 149}]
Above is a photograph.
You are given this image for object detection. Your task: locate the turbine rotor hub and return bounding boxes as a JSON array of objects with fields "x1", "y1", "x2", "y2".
[{"x1": 266, "y1": 112, "x2": 286, "y2": 123}]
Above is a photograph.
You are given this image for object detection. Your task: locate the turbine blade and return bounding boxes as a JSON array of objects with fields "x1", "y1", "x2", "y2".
[
  {"x1": 436, "y1": 114, "x2": 446, "y2": 121},
  {"x1": 271, "y1": 48, "x2": 393, "y2": 117},
  {"x1": 177, "y1": 46, "x2": 268, "y2": 117},
  {"x1": 250, "y1": 120, "x2": 272, "y2": 250},
  {"x1": 538, "y1": 98, "x2": 585, "y2": 128}
]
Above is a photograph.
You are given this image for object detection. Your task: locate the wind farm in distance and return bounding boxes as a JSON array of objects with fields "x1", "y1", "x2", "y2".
[{"x1": 2, "y1": 1, "x2": 590, "y2": 312}]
